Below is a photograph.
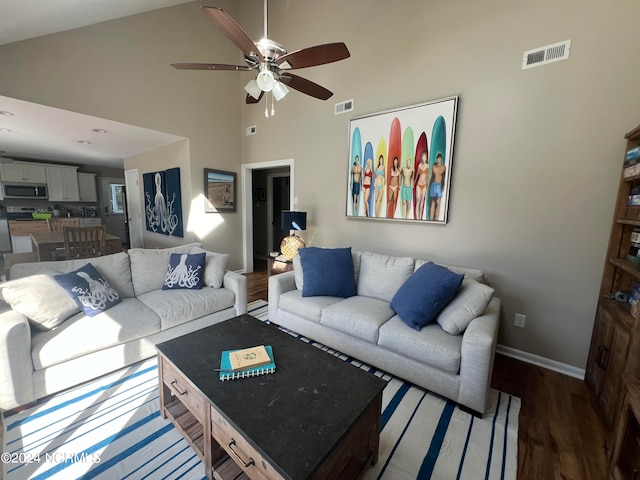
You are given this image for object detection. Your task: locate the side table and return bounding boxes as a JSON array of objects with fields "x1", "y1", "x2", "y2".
[{"x1": 267, "y1": 257, "x2": 293, "y2": 276}]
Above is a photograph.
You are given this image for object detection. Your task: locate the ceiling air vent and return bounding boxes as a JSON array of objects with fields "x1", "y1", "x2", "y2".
[{"x1": 522, "y1": 39, "x2": 571, "y2": 70}]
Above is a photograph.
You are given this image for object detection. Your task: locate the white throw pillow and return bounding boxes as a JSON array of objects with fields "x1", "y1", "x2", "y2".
[
  {"x1": 128, "y1": 243, "x2": 202, "y2": 295},
  {"x1": 436, "y1": 278, "x2": 495, "y2": 335},
  {"x1": 0, "y1": 274, "x2": 79, "y2": 330},
  {"x1": 190, "y1": 247, "x2": 230, "y2": 288}
]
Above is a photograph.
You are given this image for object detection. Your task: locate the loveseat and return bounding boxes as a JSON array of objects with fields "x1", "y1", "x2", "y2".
[
  {"x1": 269, "y1": 249, "x2": 500, "y2": 415},
  {"x1": 0, "y1": 243, "x2": 247, "y2": 411}
]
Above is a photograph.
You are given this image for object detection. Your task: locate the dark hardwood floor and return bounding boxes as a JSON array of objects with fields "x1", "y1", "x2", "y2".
[{"x1": 245, "y1": 262, "x2": 610, "y2": 480}]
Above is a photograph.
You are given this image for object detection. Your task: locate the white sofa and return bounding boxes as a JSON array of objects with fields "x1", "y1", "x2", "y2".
[
  {"x1": 269, "y1": 250, "x2": 500, "y2": 415},
  {"x1": 0, "y1": 243, "x2": 247, "y2": 411}
]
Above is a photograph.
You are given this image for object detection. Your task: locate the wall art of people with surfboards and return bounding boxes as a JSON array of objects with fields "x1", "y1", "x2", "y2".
[{"x1": 346, "y1": 96, "x2": 458, "y2": 223}]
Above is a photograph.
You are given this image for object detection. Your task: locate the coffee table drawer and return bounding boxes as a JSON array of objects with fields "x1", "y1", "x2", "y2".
[
  {"x1": 211, "y1": 406, "x2": 285, "y2": 480},
  {"x1": 162, "y1": 359, "x2": 207, "y2": 424}
]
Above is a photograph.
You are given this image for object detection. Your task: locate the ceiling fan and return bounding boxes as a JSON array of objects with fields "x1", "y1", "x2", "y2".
[{"x1": 171, "y1": 1, "x2": 350, "y2": 109}]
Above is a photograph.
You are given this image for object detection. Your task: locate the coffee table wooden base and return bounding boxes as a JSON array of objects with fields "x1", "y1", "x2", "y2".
[{"x1": 159, "y1": 352, "x2": 382, "y2": 480}]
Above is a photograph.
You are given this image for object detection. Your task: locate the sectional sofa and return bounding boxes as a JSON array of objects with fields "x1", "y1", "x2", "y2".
[
  {"x1": 269, "y1": 249, "x2": 500, "y2": 415},
  {"x1": 0, "y1": 243, "x2": 247, "y2": 411}
]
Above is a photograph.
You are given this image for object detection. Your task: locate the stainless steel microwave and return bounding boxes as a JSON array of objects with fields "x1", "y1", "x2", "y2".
[{"x1": 2, "y1": 182, "x2": 48, "y2": 199}]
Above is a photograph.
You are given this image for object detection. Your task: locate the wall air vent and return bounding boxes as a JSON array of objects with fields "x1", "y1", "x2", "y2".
[
  {"x1": 522, "y1": 39, "x2": 571, "y2": 70},
  {"x1": 335, "y1": 99, "x2": 354, "y2": 115}
]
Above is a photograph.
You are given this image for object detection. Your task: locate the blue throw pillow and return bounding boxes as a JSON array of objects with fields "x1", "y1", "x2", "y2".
[
  {"x1": 299, "y1": 247, "x2": 356, "y2": 298},
  {"x1": 163, "y1": 252, "x2": 206, "y2": 290},
  {"x1": 54, "y1": 263, "x2": 122, "y2": 317},
  {"x1": 390, "y1": 262, "x2": 464, "y2": 331}
]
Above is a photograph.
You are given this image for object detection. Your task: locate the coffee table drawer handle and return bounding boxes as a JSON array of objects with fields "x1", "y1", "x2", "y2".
[
  {"x1": 228, "y1": 439, "x2": 255, "y2": 468},
  {"x1": 170, "y1": 380, "x2": 187, "y2": 396}
]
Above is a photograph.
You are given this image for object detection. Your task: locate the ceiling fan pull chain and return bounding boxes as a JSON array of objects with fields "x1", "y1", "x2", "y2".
[
  {"x1": 271, "y1": 93, "x2": 275, "y2": 116},
  {"x1": 264, "y1": 93, "x2": 269, "y2": 118}
]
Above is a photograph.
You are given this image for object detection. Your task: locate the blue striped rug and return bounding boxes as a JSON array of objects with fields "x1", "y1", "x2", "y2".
[{"x1": 2, "y1": 300, "x2": 519, "y2": 480}]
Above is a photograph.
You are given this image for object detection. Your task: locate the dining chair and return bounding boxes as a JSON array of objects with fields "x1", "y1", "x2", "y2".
[
  {"x1": 46, "y1": 217, "x2": 80, "y2": 231},
  {"x1": 62, "y1": 225, "x2": 107, "y2": 260},
  {"x1": 47, "y1": 218, "x2": 81, "y2": 259}
]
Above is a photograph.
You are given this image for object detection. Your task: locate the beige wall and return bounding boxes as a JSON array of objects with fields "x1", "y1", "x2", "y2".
[
  {"x1": 238, "y1": 0, "x2": 640, "y2": 369},
  {"x1": 1, "y1": 0, "x2": 639, "y2": 368}
]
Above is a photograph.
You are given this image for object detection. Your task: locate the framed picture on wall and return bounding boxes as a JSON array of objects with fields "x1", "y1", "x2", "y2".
[
  {"x1": 346, "y1": 96, "x2": 458, "y2": 223},
  {"x1": 204, "y1": 168, "x2": 236, "y2": 212}
]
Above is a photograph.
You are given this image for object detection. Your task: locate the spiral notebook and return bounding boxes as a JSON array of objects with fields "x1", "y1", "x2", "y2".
[{"x1": 219, "y1": 345, "x2": 276, "y2": 381}]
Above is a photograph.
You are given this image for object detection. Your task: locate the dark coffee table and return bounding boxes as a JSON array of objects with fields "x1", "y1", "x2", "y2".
[{"x1": 156, "y1": 314, "x2": 387, "y2": 480}]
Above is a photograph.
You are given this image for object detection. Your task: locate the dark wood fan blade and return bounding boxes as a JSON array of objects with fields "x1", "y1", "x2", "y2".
[
  {"x1": 171, "y1": 63, "x2": 252, "y2": 71},
  {"x1": 280, "y1": 73, "x2": 333, "y2": 100},
  {"x1": 201, "y1": 6, "x2": 263, "y2": 62},
  {"x1": 246, "y1": 91, "x2": 264, "y2": 104},
  {"x1": 277, "y1": 42, "x2": 350, "y2": 69}
]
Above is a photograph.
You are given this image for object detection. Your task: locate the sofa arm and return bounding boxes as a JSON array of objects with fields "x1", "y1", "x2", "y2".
[
  {"x1": 458, "y1": 296, "x2": 500, "y2": 415},
  {"x1": 0, "y1": 309, "x2": 35, "y2": 411},
  {"x1": 268, "y1": 271, "x2": 296, "y2": 324},
  {"x1": 223, "y1": 270, "x2": 247, "y2": 315}
]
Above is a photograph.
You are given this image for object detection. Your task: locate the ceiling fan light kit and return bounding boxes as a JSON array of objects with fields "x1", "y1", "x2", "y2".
[
  {"x1": 256, "y1": 69, "x2": 276, "y2": 92},
  {"x1": 272, "y1": 81, "x2": 289, "y2": 101},
  {"x1": 171, "y1": 2, "x2": 350, "y2": 115},
  {"x1": 244, "y1": 79, "x2": 262, "y2": 99}
]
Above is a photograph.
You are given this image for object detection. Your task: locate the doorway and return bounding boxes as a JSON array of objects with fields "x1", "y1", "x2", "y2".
[
  {"x1": 242, "y1": 159, "x2": 295, "y2": 273},
  {"x1": 125, "y1": 169, "x2": 144, "y2": 248},
  {"x1": 99, "y1": 177, "x2": 127, "y2": 241},
  {"x1": 268, "y1": 174, "x2": 290, "y2": 255}
]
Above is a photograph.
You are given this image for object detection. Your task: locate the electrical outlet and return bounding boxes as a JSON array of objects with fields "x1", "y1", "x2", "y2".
[{"x1": 514, "y1": 313, "x2": 526, "y2": 328}]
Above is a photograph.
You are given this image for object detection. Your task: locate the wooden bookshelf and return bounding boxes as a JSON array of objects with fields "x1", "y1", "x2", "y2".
[{"x1": 586, "y1": 124, "x2": 640, "y2": 471}]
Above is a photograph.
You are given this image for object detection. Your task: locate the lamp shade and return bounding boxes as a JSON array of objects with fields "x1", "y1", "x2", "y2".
[
  {"x1": 244, "y1": 79, "x2": 262, "y2": 100},
  {"x1": 272, "y1": 81, "x2": 289, "y2": 101},
  {"x1": 281, "y1": 210, "x2": 307, "y2": 231}
]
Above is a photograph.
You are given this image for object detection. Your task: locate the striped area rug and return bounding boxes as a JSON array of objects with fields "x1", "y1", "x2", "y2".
[{"x1": 2, "y1": 300, "x2": 519, "y2": 480}]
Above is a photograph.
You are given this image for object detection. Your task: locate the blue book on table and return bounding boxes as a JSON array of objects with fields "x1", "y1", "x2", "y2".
[{"x1": 219, "y1": 345, "x2": 276, "y2": 381}]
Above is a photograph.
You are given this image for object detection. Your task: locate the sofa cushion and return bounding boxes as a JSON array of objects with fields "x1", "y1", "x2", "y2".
[
  {"x1": 390, "y1": 262, "x2": 463, "y2": 331},
  {"x1": 0, "y1": 272, "x2": 79, "y2": 330},
  {"x1": 299, "y1": 247, "x2": 356, "y2": 298},
  {"x1": 9, "y1": 252, "x2": 135, "y2": 298},
  {"x1": 357, "y1": 252, "x2": 415, "y2": 302},
  {"x1": 437, "y1": 278, "x2": 495, "y2": 335},
  {"x1": 191, "y1": 247, "x2": 230, "y2": 288},
  {"x1": 31, "y1": 298, "x2": 161, "y2": 370},
  {"x1": 378, "y1": 316, "x2": 462, "y2": 374},
  {"x1": 162, "y1": 252, "x2": 206, "y2": 290},
  {"x1": 54, "y1": 263, "x2": 122, "y2": 317},
  {"x1": 279, "y1": 289, "x2": 342, "y2": 323},
  {"x1": 415, "y1": 258, "x2": 488, "y2": 285},
  {"x1": 320, "y1": 296, "x2": 395, "y2": 343},
  {"x1": 137, "y1": 287, "x2": 235, "y2": 330},
  {"x1": 293, "y1": 250, "x2": 361, "y2": 291},
  {"x1": 128, "y1": 243, "x2": 202, "y2": 295}
]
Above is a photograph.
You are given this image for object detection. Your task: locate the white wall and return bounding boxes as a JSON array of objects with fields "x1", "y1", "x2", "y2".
[{"x1": 238, "y1": 0, "x2": 640, "y2": 368}]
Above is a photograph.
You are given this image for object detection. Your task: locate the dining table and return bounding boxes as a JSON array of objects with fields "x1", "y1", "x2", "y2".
[{"x1": 30, "y1": 231, "x2": 123, "y2": 262}]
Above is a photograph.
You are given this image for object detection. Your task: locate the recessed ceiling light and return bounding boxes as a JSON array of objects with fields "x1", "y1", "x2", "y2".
[
  {"x1": 77, "y1": 140, "x2": 92, "y2": 145},
  {"x1": 0, "y1": 128, "x2": 11, "y2": 132},
  {"x1": 0, "y1": 111, "x2": 14, "y2": 116},
  {"x1": 91, "y1": 128, "x2": 108, "y2": 133}
]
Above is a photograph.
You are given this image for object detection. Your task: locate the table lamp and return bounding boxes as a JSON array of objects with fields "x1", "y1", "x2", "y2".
[{"x1": 280, "y1": 210, "x2": 307, "y2": 260}]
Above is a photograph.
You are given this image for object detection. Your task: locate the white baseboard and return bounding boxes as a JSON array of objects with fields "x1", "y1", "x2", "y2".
[{"x1": 496, "y1": 345, "x2": 585, "y2": 380}]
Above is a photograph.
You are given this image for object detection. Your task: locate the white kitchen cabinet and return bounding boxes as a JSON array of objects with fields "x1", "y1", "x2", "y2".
[
  {"x1": 1, "y1": 163, "x2": 47, "y2": 183},
  {"x1": 11, "y1": 236, "x2": 32, "y2": 253},
  {"x1": 77, "y1": 172, "x2": 97, "y2": 202},
  {"x1": 46, "y1": 166, "x2": 80, "y2": 202}
]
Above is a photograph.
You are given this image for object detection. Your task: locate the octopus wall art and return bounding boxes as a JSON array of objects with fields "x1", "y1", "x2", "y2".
[{"x1": 143, "y1": 167, "x2": 184, "y2": 237}]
